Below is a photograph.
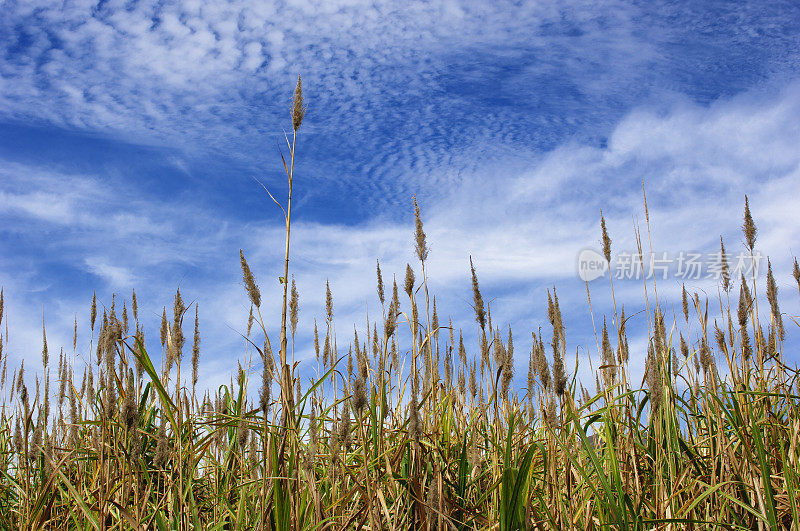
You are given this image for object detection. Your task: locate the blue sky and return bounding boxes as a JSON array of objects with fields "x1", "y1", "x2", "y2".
[{"x1": 2, "y1": 0, "x2": 800, "y2": 393}]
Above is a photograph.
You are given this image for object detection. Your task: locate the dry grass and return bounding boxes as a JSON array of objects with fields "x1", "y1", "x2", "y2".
[{"x1": 0, "y1": 82, "x2": 799, "y2": 530}]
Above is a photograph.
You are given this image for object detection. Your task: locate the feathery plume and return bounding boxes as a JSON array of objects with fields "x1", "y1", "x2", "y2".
[
  {"x1": 384, "y1": 286, "x2": 398, "y2": 339},
  {"x1": 42, "y1": 317, "x2": 48, "y2": 369},
  {"x1": 404, "y1": 264, "x2": 415, "y2": 298},
  {"x1": 553, "y1": 347, "x2": 566, "y2": 399},
  {"x1": 738, "y1": 273, "x2": 752, "y2": 327},
  {"x1": 90, "y1": 292, "x2": 97, "y2": 331},
  {"x1": 239, "y1": 250, "x2": 261, "y2": 308},
  {"x1": 469, "y1": 257, "x2": 486, "y2": 331},
  {"x1": 742, "y1": 195, "x2": 757, "y2": 251},
  {"x1": 160, "y1": 308, "x2": 168, "y2": 348},
  {"x1": 682, "y1": 284, "x2": 689, "y2": 322},
  {"x1": 291, "y1": 75, "x2": 306, "y2": 131},
  {"x1": 325, "y1": 280, "x2": 333, "y2": 324},
  {"x1": 527, "y1": 342, "x2": 536, "y2": 395},
  {"x1": 714, "y1": 322, "x2": 728, "y2": 358},
  {"x1": 468, "y1": 360, "x2": 477, "y2": 400},
  {"x1": 535, "y1": 332, "x2": 550, "y2": 390},
  {"x1": 172, "y1": 289, "x2": 185, "y2": 360},
  {"x1": 313, "y1": 319, "x2": 320, "y2": 364},
  {"x1": 154, "y1": 421, "x2": 168, "y2": 468},
  {"x1": 121, "y1": 369, "x2": 138, "y2": 431},
  {"x1": 600, "y1": 212, "x2": 612, "y2": 263},
  {"x1": 192, "y1": 305, "x2": 200, "y2": 388},
  {"x1": 719, "y1": 236, "x2": 731, "y2": 291},
  {"x1": 412, "y1": 195, "x2": 429, "y2": 263},
  {"x1": 260, "y1": 350, "x2": 272, "y2": 414},
  {"x1": 601, "y1": 318, "x2": 615, "y2": 388},
  {"x1": 131, "y1": 289, "x2": 138, "y2": 321},
  {"x1": 765, "y1": 259, "x2": 785, "y2": 341},
  {"x1": 646, "y1": 343, "x2": 662, "y2": 414},
  {"x1": 699, "y1": 338, "x2": 712, "y2": 375},
  {"x1": 670, "y1": 348, "x2": 678, "y2": 378},
  {"x1": 376, "y1": 259, "x2": 385, "y2": 306},
  {"x1": 290, "y1": 276, "x2": 299, "y2": 337}
]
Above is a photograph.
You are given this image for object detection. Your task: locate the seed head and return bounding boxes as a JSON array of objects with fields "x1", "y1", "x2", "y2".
[
  {"x1": 600, "y1": 212, "x2": 612, "y2": 263},
  {"x1": 237, "y1": 418, "x2": 249, "y2": 449},
  {"x1": 239, "y1": 250, "x2": 261, "y2": 308},
  {"x1": 469, "y1": 257, "x2": 486, "y2": 331},
  {"x1": 468, "y1": 360, "x2": 477, "y2": 400},
  {"x1": 323, "y1": 334, "x2": 331, "y2": 366},
  {"x1": 714, "y1": 322, "x2": 727, "y2": 358},
  {"x1": 719, "y1": 237, "x2": 730, "y2": 291},
  {"x1": 552, "y1": 344, "x2": 566, "y2": 397},
  {"x1": 391, "y1": 337, "x2": 398, "y2": 372},
  {"x1": 90, "y1": 292, "x2": 97, "y2": 331},
  {"x1": 765, "y1": 259, "x2": 784, "y2": 341},
  {"x1": 122, "y1": 369, "x2": 138, "y2": 430},
  {"x1": 192, "y1": 306, "x2": 200, "y2": 387},
  {"x1": 313, "y1": 320, "x2": 320, "y2": 363},
  {"x1": 160, "y1": 308, "x2": 168, "y2": 347},
  {"x1": 444, "y1": 344, "x2": 453, "y2": 389},
  {"x1": 618, "y1": 306, "x2": 629, "y2": 364},
  {"x1": 325, "y1": 280, "x2": 333, "y2": 324},
  {"x1": 536, "y1": 333, "x2": 550, "y2": 390},
  {"x1": 738, "y1": 274, "x2": 751, "y2": 327},
  {"x1": 353, "y1": 376, "x2": 367, "y2": 414},
  {"x1": 545, "y1": 394, "x2": 557, "y2": 428},
  {"x1": 172, "y1": 289, "x2": 186, "y2": 359},
  {"x1": 384, "y1": 291, "x2": 398, "y2": 339},
  {"x1": 527, "y1": 345, "x2": 535, "y2": 396},
  {"x1": 376, "y1": 260, "x2": 385, "y2": 306},
  {"x1": 290, "y1": 277, "x2": 299, "y2": 337},
  {"x1": 601, "y1": 318, "x2": 615, "y2": 388},
  {"x1": 742, "y1": 195, "x2": 757, "y2": 251},
  {"x1": 404, "y1": 264, "x2": 415, "y2": 298},
  {"x1": 699, "y1": 338, "x2": 712, "y2": 374},
  {"x1": 291, "y1": 75, "x2": 306, "y2": 132},
  {"x1": 13, "y1": 417, "x2": 21, "y2": 453},
  {"x1": 339, "y1": 401, "x2": 351, "y2": 448},
  {"x1": 764, "y1": 323, "x2": 775, "y2": 354},
  {"x1": 412, "y1": 195, "x2": 429, "y2": 263},
  {"x1": 646, "y1": 343, "x2": 662, "y2": 414},
  {"x1": 42, "y1": 317, "x2": 48, "y2": 369},
  {"x1": 259, "y1": 359, "x2": 271, "y2": 414},
  {"x1": 682, "y1": 284, "x2": 689, "y2": 322},
  {"x1": 154, "y1": 422, "x2": 168, "y2": 468}
]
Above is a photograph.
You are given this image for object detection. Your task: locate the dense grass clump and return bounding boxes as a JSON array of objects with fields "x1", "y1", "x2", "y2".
[{"x1": 1, "y1": 81, "x2": 799, "y2": 530}]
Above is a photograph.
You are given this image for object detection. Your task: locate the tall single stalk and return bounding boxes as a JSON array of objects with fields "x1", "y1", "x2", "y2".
[{"x1": 276, "y1": 76, "x2": 305, "y2": 429}]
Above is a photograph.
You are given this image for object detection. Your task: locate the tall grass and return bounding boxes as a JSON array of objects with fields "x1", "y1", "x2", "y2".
[{"x1": 1, "y1": 81, "x2": 799, "y2": 530}]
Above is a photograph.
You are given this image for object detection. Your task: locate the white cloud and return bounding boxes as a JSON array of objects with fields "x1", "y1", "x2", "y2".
[{"x1": 84, "y1": 257, "x2": 136, "y2": 288}]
